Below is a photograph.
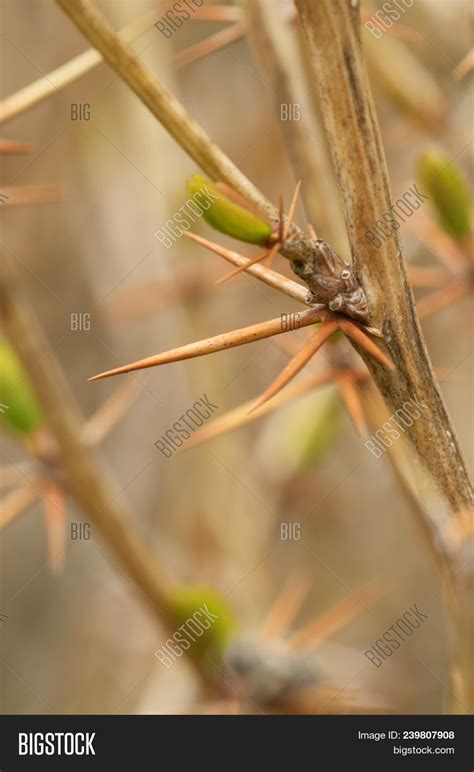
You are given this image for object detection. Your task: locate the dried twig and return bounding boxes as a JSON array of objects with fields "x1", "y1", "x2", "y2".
[{"x1": 0, "y1": 250, "x2": 215, "y2": 691}]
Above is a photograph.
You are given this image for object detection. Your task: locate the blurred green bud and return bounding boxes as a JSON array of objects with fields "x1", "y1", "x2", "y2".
[
  {"x1": 284, "y1": 387, "x2": 343, "y2": 469},
  {"x1": 0, "y1": 339, "x2": 43, "y2": 436},
  {"x1": 258, "y1": 385, "x2": 343, "y2": 478},
  {"x1": 169, "y1": 585, "x2": 236, "y2": 666},
  {"x1": 187, "y1": 174, "x2": 273, "y2": 246},
  {"x1": 417, "y1": 150, "x2": 473, "y2": 239}
]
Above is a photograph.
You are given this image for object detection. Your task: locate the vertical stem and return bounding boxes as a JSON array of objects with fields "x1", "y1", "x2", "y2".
[{"x1": 295, "y1": 0, "x2": 473, "y2": 711}]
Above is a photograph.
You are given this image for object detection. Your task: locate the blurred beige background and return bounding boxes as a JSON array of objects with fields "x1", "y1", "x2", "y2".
[{"x1": 0, "y1": 0, "x2": 472, "y2": 714}]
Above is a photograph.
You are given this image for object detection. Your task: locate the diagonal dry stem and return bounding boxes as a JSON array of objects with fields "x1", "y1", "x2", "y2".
[
  {"x1": 0, "y1": 7, "x2": 159, "y2": 125},
  {"x1": 55, "y1": 0, "x2": 280, "y2": 225}
]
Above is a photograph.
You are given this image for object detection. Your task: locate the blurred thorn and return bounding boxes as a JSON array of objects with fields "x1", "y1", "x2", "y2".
[
  {"x1": 434, "y1": 367, "x2": 462, "y2": 383},
  {"x1": 418, "y1": 282, "x2": 469, "y2": 319},
  {"x1": 101, "y1": 264, "x2": 218, "y2": 324},
  {"x1": 307, "y1": 223, "x2": 318, "y2": 240},
  {"x1": 174, "y1": 23, "x2": 246, "y2": 69},
  {"x1": 88, "y1": 306, "x2": 323, "y2": 381},
  {"x1": 260, "y1": 573, "x2": 311, "y2": 639},
  {"x1": 364, "y1": 32, "x2": 445, "y2": 130},
  {"x1": 0, "y1": 184, "x2": 65, "y2": 208},
  {"x1": 283, "y1": 180, "x2": 302, "y2": 241},
  {"x1": 289, "y1": 580, "x2": 382, "y2": 650},
  {"x1": 409, "y1": 267, "x2": 448, "y2": 288},
  {"x1": 278, "y1": 195, "x2": 284, "y2": 245},
  {"x1": 0, "y1": 485, "x2": 39, "y2": 531},
  {"x1": 336, "y1": 375, "x2": 368, "y2": 439},
  {"x1": 278, "y1": 684, "x2": 393, "y2": 715},
  {"x1": 0, "y1": 137, "x2": 34, "y2": 154},
  {"x1": 406, "y1": 210, "x2": 469, "y2": 277},
  {"x1": 187, "y1": 698, "x2": 242, "y2": 715},
  {"x1": 40, "y1": 480, "x2": 67, "y2": 576},
  {"x1": 249, "y1": 320, "x2": 339, "y2": 413},
  {"x1": 178, "y1": 370, "x2": 336, "y2": 451},
  {"x1": 193, "y1": 5, "x2": 242, "y2": 22},
  {"x1": 360, "y1": 12, "x2": 421, "y2": 44},
  {"x1": 0, "y1": 461, "x2": 38, "y2": 491},
  {"x1": 453, "y1": 48, "x2": 474, "y2": 79},
  {"x1": 82, "y1": 379, "x2": 142, "y2": 446}
]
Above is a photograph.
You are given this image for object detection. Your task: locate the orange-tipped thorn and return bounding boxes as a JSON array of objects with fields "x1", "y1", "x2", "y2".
[
  {"x1": 289, "y1": 579, "x2": 382, "y2": 650},
  {"x1": 336, "y1": 374, "x2": 368, "y2": 439},
  {"x1": 88, "y1": 307, "x2": 323, "y2": 381},
  {"x1": 260, "y1": 573, "x2": 311, "y2": 639},
  {"x1": 215, "y1": 242, "x2": 278, "y2": 285},
  {"x1": 40, "y1": 480, "x2": 67, "y2": 576},
  {"x1": 283, "y1": 180, "x2": 301, "y2": 241},
  {"x1": 215, "y1": 180, "x2": 301, "y2": 284},
  {"x1": 178, "y1": 369, "x2": 337, "y2": 451},
  {"x1": 338, "y1": 319, "x2": 394, "y2": 370},
  {"x1": 249, "y1": 319, "x2": 339, "y2": 413}
]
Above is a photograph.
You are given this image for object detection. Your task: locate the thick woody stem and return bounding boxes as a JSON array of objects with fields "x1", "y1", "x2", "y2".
[
  {"x1": 295, "y1": 0, "x2": 472, "y2": 514},
  {"x1": 295, "y1": 0, "x2": 473, "y2": 711}
]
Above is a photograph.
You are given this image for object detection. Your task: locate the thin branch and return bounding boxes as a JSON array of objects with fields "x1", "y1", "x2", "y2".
[
  {"x1": 55, "y1": 0, "x2": 279, "y2": 225},
  {"x1": 0, "y1": 7, "x2": 159, "y2": 125},
  {"x1": 0, "y1": 250, "x2": 214, "y2": 691}
]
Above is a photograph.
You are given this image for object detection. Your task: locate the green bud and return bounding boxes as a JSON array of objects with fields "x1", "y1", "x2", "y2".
[
  {"x1": 0, "y1": 339, "x2": 43, "y2": 436},
  {"x1": 187, "y1": 174, "x2": 273, "y2": 246},
  {"x1": 169, "y1": 585, "x2": 236, "y2": 666},
  {"x1": 417, "y1": 150, "x2": 473, "y2": 239},
  {"x1": 259, "y1": 386, "x2": 343, "y2": 475},
  {"x1": 286, "y1": 387, "x2": 343, "y2": 468}
]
